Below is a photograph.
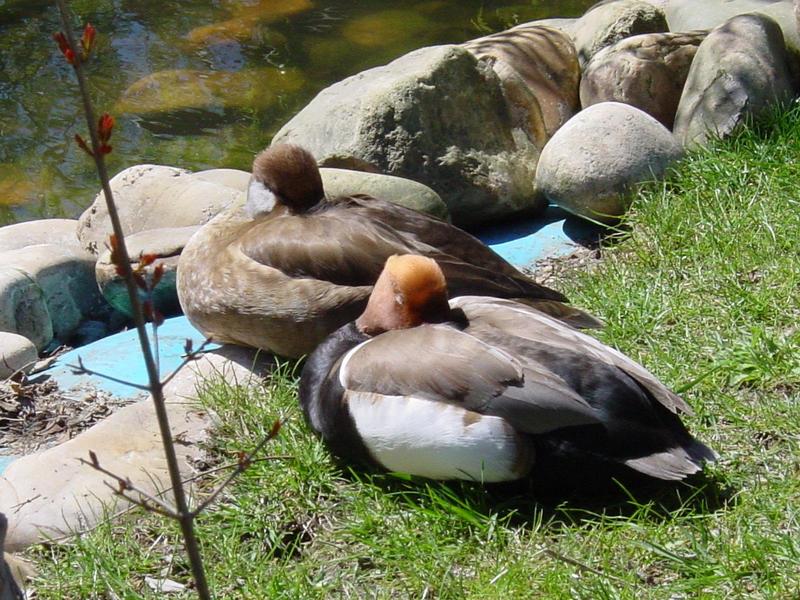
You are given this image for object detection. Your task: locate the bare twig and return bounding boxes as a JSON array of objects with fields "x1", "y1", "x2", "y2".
[
  {"x1": 190, "y1": 420, "x2": 282, "y2": 517},
  {"x1": 79, "y1": 452, "x2": 180, "y2": 519},
  {"x1": 54, "y1": 3, "x2": 211, "y2": 596}
]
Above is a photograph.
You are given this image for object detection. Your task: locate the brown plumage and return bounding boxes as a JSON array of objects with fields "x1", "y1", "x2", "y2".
[
  {"x1": 300, "y1": 255, "x2": 717, "y2": 485},
  {"x1": 177, "y1": 144, "x2": 600, "y2": 358}
]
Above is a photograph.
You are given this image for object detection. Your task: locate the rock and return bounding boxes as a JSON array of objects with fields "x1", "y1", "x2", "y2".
[
  {"x1": 0, "y1": 515, "x2": 24, "y2": 600},
  {"x1": 192, "y1": 167, "x2": 250, "y2": 190},
  {"x1": 0, "y1": 245, "x2": 103, "y2": 345},
  {"x1": 516, "y1": 17, "x2": 579, "y2": 36},
  {"x1": 320, "y1": 168, "x2": 449, "y2": 219},
  {"x1": 69, "y1": 320, "x2": 109, "y2": 347},
  {"x1": 665, "y1": 0, "x2": 800, "y2": 54},
  {"x1": 273, "y1": 45, "x2": 545, "y2": 227},
  {"x1": 0, "y1": 344, "x2": 266, "y2": 552},
  {"x1": 580, "y1": 31, "x2": 706, "y2": 128},
  {"x1": 536, "y1": 102, "x2": 682, "y2": 222},
  {"x1": 0, "y1": 219, "x2": 83, "y2": 254},
  {"x1": 0, "y1": 268, "x2": 51, "y2": 351},
  {"x1": 463, "y1": 24, "x2": 581, "y2": 142},
  {"x1": 77, "y1": 165, "x2": 245, "y2": 255},
  {"x1": 572, "y1": 0, "x2": 668, "y2": 66},
  {"x1": 95, "y1": 226, "x2": 200, "y2": 318},
  {"x1": 673, "y1": 13, "x2": 797, "y2": 148},
  {"x1": 185, "y1": 0, "x2": 310, "y2": 45},
  {"x1": 0, "y1": 333, "x2": 36, "y2": 379},
  {"x1": 115, "y1": 67, "x2": 305, "y2": 124}
]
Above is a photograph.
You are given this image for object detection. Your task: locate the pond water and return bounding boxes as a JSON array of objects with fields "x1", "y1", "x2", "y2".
[{"x1": 0, "y1": 0, "x2": 594, "y2": 226}]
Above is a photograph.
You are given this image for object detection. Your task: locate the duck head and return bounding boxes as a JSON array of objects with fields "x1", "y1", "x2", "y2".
[
  {"x1": 246, "y1": 144, "x2": 324, "y2": 218},
  {"x1": 356, "y1": 255, "x2": 451, "y2": 336}
]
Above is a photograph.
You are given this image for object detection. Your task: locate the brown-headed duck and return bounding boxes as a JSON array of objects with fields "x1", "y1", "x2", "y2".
[
  {"x1": 177, "y1": 144, "x2": 600, "y2": 358},
  {"x1": 299, "y1": 254, "x2": 716, "y2": 484}
]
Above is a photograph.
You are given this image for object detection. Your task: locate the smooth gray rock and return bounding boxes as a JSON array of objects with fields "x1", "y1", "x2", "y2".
[
  {"x1": 95, "y1": 226, "x2": 200, "y2": 318},
  {"x1": 0, "y1": 245, "x2": 102, "y2": 346},
  {"x1": 0, "y1": 333, "x2": 37, "y2": 379},
  {"x1": 0, "y1": 266, "x2": 52, "y2": 351},
  {"x1": 581, "y1": 31, "x2": 706, "y2": 128},
  {"x1": 536, "y1": 102, "x2": 683, "y2": 222},
  {"x1": 320, "y1": 169, "x2": 449, "y2": 219},
  {"x1": 665, "y1": 0, "x2": 800, "y2": 54},
  {"x1": 0, "y1": 219, "x2": 83, "y2": 254},
  {"x1": 573, "y1": 0, "x2": 668, "y2": 66},
  {"x1": 273, "y1": 44, "x2": 545, "y2": 227},
  {"x1": 464, "y1": 24, "x2": 581, "y2": 142},
  {"x1": 77, "y1": 165, "x2": 245, "y2": 255},
  {"x1": 673, "y1": 13, "x2": 797, "y2": 148}
]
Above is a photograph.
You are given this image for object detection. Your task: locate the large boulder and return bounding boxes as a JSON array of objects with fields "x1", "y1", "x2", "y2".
[
  {"x1": 0, "y1": 246, "x2": 103, "y2": 346},
  {"x1": 0, "y1": 268, "x2": 51, "y2": 351},
  {"x1": 665, "y1": 0, "x2": 800, "y2": 54},
  {"x1": 273, "y1": 45, "x2": 546, "y2": 227},
  {"x1": 0, "y1": 219, "x2": 83, "y2": 254},
  {"x1": 0, "y1": 333, "x2": 37, "y2": 379},
  {"x1": 572, "y1": 0, "x2": 668, "y2": 66},
  {"x1": 673, "y1": 13, "x2": 797, "y2": 148},
  {"x1": 77, "y1": 165, "x2": 246, "y2": 255},
  {"x1": 581, "y1": 31, "x2": 706, "y2": 129},
  {"x1": 536, "y1": 102, "x2": 682, "y2": 222},
  {"x1": 463, "y1": 24, "x2": 581, "y2": 142}
]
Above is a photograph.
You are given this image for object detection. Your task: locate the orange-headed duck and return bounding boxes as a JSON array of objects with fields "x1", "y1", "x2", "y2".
[
  {"x1": 177, "y1": 144, "x2": 600, "y2": 358},
  {"x1": 299, "y1": 254, "x2": 716, "y2": 484}
]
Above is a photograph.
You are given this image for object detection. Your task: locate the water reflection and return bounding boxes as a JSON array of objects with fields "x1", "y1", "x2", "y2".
[{"x1": 0, "y1": 0, "x2": 594, "y2": 225}]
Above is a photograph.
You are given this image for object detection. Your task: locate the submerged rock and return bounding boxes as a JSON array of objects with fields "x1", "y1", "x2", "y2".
[
  {"x1": 581, "y1": 31, "x2": 706, "y2": 129},
  {"x1": 572, "y1": 0, "x2": 668, "y2": 66},
  {"x1": 673, "y1": 13, "x2": 797, "y2": 148},
  {"x1": 463, "y1": 24, "x2": 580, "y2": 143},
  {"x1": 185, "y1": 0, "x2": 311, "y2": 45},
  {"x1": 536, "y1": 102, "x2": 682, "y2": 222},
  {"x1": 273, "y1": 45, "x2": 545, "y2": 227},
  {"x1": 342, "y1": 9, "x2": 435, "y2": 48},
  {"x1": 115, "y1": 67, "x2": 305, "y2": 125}
]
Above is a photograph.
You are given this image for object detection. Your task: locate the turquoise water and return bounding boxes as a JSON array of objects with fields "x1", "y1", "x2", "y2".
[{"x1": 0, "y1": 0, "x2": 594, "y2": 226}]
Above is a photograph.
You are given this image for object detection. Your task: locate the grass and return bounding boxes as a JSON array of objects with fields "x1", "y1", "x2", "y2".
[{"x1": 26, "y1": 103, "x2": 800, "y2": 598}]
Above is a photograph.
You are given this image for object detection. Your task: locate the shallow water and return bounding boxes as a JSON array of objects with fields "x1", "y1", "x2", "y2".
[{"x1": 0, "y1": 0, "x2": 594, "y2": 225}]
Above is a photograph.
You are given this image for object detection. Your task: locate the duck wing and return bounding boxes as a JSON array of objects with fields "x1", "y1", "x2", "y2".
[
  {"x1": 451, "y1": 296, "x2": 691, "y2": 415},
  {"x1": 334, "y1": 195, "x2": 569, "y2": 301},
  {"x1": 340, "y1": 323, "x2": 599, "y2": 433}
]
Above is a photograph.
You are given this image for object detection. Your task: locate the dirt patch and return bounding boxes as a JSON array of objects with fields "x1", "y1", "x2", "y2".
[
  {"x1": 524, "y1": 245, "x2": 603, "y2": 288},
  {"x1": 0, "y1": 375, "x2": 135, "y2": 456}
]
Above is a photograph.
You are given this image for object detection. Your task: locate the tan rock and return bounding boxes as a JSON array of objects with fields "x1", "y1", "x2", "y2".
[
  {"x1": 0, "y1": 345, "x2": 265, "y2": 552},
  {"x1": 77, "y1": 165, "x2": 245, "y2": 255},
  {"x1": 0, "y1": 219, "x2": 83, "y2": 254},
  {"x1": 464, "y1": 24, "x2": 580, "y2": 143},
  {"x1": 0, "y1": 333, "x2": 37, "y2": 379},
  {"x1": 580, "y1": 31, "x2": 706, "y2": 128}
]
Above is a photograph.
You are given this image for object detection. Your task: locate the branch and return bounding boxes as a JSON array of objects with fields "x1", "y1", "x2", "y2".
[{"x1": 190, "y1": 419, "x2": 282, "y2": 518}]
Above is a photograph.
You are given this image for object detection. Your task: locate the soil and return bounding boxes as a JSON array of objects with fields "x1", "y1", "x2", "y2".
[
  {"x1": 525, "y1": 245, "x2": 603, "y2": 288},
  {"x1": 0, "y1": 375, "x2": 134, "y2": 456}
]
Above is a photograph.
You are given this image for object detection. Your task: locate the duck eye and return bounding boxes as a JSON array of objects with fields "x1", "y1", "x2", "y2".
[{"x1": 394, "y1": 293, "x2": 404, "y2": 306}]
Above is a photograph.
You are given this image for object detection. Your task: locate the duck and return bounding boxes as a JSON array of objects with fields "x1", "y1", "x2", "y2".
[
  {"x1": 299, "y1": 254, "x2": 717, "y2": 485},
  {"x1": 177, "y1": 143, "x2": 600, "y2": 359}
]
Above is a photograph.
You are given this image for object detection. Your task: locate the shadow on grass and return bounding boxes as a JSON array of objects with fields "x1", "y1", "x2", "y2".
[{"x1": 341, "y1": 461, "x2": 735, "y2": 532}]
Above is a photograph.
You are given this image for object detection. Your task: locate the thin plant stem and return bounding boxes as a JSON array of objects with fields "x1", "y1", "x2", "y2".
[{"x1": 54, "y1": 2, "x2": 211, "y2": 596}]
